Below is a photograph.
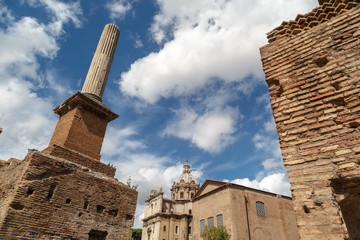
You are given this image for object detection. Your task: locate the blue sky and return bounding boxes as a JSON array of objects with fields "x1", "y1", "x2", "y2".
[{"x1": 0, "y1": 0, "x2": 318, "y2": 228}]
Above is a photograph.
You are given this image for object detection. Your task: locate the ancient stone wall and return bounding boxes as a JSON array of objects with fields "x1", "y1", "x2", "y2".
[
  {"x1": 0, "y1": 160, "x2": 28, "y2": 230},
  {"x1": 260, "y1": 1, "x2": 360, "y2": 239},
  {"x1": 0, "y1": 150, "x2": 137, "y2": 239}
]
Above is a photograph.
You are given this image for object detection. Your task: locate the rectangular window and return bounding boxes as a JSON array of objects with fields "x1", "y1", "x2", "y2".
[
  {"x1": 256, "y1": 201, "x2": 266, "y2": 216},
  {"x1": 175, "y1": 225, "x2": 179, "y2": 235},
  {"x1": 188, "y1": 226, "x2": 192, "y2": 235},
  {"x1": 163, "y1": 226, "x2": 166, "y2": 231},
  {"x1": 216, "y1": 214, "x2": 223, "y2": 226},
  {"x1": 207, "y1": 217, "x2": 214, "y2": 227},
  {"x1": 200, "y1": 219, "x2": 205, "y2": 233},
  {"x1": 180, "y1": 192, "x2": 184, "y2": 198}
]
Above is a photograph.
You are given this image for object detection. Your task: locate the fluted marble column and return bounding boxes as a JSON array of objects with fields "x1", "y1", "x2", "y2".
[{"x1": 81, "y1": 23, "x2": 120, "y2": 101}]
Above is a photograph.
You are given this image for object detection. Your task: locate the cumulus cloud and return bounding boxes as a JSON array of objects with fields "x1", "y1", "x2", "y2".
[
  {"x1": 0, "y1": 1, "x2": 83, "y2": 160},
  {"x1": 228, "y1": 173, "x2": 291, "y2": 196},
  {"x1": 106, "y1": 0, "x2": 134, "y2": 21},
  {"x1": 163, "y1": 107, "x2": 239, "y2": 153},
  {"x1": 0, "y1": 17, "x2": 58, "y2": 77},
  {"x1": 120, "y1": 0, "x2": 317, "y2": 103},
  {"x1": 28, "y1": 0, "x2": 83, "y2": 35},
  {"x1": 0, "y1": 78, "x2": 56, "y2": 160}
]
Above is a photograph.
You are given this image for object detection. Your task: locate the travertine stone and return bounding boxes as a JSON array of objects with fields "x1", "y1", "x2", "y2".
[{"x1": 82, "y1": 23, "x2": 119, "y2": 101}]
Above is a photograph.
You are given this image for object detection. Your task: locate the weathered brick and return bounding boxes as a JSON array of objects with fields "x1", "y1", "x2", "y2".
[
  {"x1": 282, "y1": 147, "x2": 297, "y2": 154},
  {"x1": 261, "y1": 2, "x2": 360, "y2": 239},
  {"x1": 283, "y1": 105, "x2": 305, "y2": 114},
  {"x1": 320, "y1": 145, "x2": 339, "y2": 152},
  {"x1": 288, "y1": 127, "x2": 308, "y2": 135},
  {"x1": 308, "y1": 121, "x2": 334, "y2": 130},
  {"x1": 335, "y1": 149, "x2": 352, "y2": 156},
  {"x1": 338, "y1": 162, "x2": 357, "y2": 169},
  {"x1": 284, "y1": 159, "x2": 305, "y2": 166},
  {"x1": 284, "y1": 116, "x2": 305, "y2": 125}
]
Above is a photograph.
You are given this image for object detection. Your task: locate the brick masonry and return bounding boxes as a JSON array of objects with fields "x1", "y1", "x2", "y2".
[
  {"x1": 0, "y1": 150, "x2": 137, "y2": 239},
  {"x1": 0, "y1": 97, "x2": 137, "y2": 239},
  {"x1": 260, "y1": 0, "x2": 360, "y2": 239},
  {"x1": 48, "y1": 92, "x2": 118, "y2": 162},
  {"x1": 0, "y1": 24, "x2": 137, "y2": 240}
]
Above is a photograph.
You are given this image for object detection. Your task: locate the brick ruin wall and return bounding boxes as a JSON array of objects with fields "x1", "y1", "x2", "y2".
[
  {"x1": 260, "y1": 1, "x2": 360, "y2": 239},
  {"x1": 0, "y1": 150, "x2": 137, "y2": 240},
  {"x1": 0, "y1": 160, "x2": 28, "y2": 229}
]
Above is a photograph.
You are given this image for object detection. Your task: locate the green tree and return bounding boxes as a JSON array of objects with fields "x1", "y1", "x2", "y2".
[
  {"x1": 200, "y1": 225, "x2": 231, "y2": 240},
  {"x1": 131, "y1": 228, "x2": 142, "y2": 240}
]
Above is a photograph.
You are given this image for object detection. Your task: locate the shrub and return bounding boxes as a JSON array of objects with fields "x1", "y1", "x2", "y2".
[{"x1": 200, "y1": 225, "x2": 231, "y2": 240}]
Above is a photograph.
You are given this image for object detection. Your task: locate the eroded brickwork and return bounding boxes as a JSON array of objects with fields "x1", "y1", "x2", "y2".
[
  {"x1": 0, "y1": 150, "x2": 137, "y2": 239},
  {"x1": 260, "y1": 1, "x2": 360, "y2": 239}
]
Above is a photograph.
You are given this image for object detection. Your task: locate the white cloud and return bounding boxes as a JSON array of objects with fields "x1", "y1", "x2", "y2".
[
  {"x1": 229, "y1": 172, "x2": 291, "y2": 196},
  {"x1": 264, "y1": 119, "x2": 277, "y2": 132},
  {"x1": 131, "y1": 33, "x2": 144, "y2": 48},
  {"x1": 0, "y1": 1, "x2": 14, "y2": 22},
  {"x1": 106, "y1": 0, "x2": 134, "y2": 21},
  {"x1": 262, "y1": 158, "x2": 283, "y2": 171},
  {"x1": 28, "y1": 0, "x2": 83, "y2": 35},
  {"x1": 252, "y1": 132, "x2": 281, "y2": 159},
  {"x1": 163, "y1": 107, "x2": 238, "y2": 153},
  {"x1": 0, "y1": 77, "x2": 56, "y2": 160},
  {"x1": 102, "y1": 126, "x2": 146, "y2": 157},
  {"x1": 0, "y1": 1, "x2": 83, "y2": 160},
  {"x1": 0, "y1": 17, "x2": 58, "y2": 78},
  {"x1": 120, "y1": 0, "x2": 317, "y2": 103}
]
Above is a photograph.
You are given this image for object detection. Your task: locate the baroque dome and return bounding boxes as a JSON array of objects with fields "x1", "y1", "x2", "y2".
[{"x1": 174, "y1": 160, "x2": 199, "y2": 185}]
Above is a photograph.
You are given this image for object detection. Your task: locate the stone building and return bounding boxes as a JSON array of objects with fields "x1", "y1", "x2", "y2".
[
  {"x1": 260, "y1": 0, "x2": 360, "y2": 239},
  {"x1": 143, "y1": 162, "x2": 299, "y2": 240},
  {"x1": 192, "y1": 180, "x2": 299, "y2": 240},
  {"x1": 142, "y1": 161, "x2": 200, "y2": 240},
  {"x1": 0, "y1": 24, "x2": 137, "y2": 239}
]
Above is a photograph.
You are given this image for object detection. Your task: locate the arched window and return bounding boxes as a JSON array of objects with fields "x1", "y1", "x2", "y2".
[
  {"x1": 207, "y1": 217, "x2": 214, "y2": 227},
  {"x1": 200, "y1": 219, "x2": 205, "y2": 233},
  {"x1": 216, "y1": 214, "x2": 223, "y2": 226},
  {"x1": 256, "y1": 201, "x2": 266, "y2": 216}
]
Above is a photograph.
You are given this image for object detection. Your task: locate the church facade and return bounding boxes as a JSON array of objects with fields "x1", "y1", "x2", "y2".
[
  {"x1": 143, "y1": 162, "x2": 299, "y2": 240},
  {"x1": 142, "y1": 161, "x2": 199, "y2": 240}
]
